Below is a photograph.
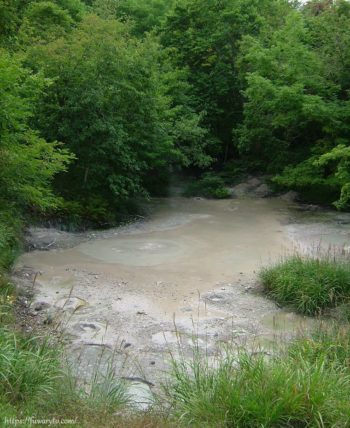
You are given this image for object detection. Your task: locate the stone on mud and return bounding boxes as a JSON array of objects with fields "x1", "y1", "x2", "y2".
[
  {"x1": 229, "y1": 177, "x2": 271, "y2": 198},
  {"x1": 254, "y1": 183, "x2": 272, "y2": 198},
  {"x1": 280, "y1": 190, "x2": 299, "y2": 202},
  {"x1": 33, "y1": 301, "x2": 50, "y2": 311}
]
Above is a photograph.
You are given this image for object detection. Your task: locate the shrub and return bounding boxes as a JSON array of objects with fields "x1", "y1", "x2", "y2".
[
  {"x1": 184, "y1": 173, "x2": 230, "y2": 199},
  {"x1": 260, "y1": 254, "x2": 350, "y2": 315}
]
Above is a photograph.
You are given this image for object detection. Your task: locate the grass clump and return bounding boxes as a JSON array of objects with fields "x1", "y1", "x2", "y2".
[
  {"x1": 164, "y1": 329, "x2": 350, "y2": 427},
  {"x1": 0, "y1": 330, "x2": 131, "y2": 426},
  {"x1": 288, "y1": 324, "x2": 350, "y2": 370},
  {"x1": 260, "y1": 254, "x2": 350, "y2": 316},
  {"x1": 0, "y1": 331, "x2": 61, "y2": 405}
]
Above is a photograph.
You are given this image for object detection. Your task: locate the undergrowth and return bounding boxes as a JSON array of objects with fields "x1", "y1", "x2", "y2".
[
  {"x1": 183, "y1": 173, "x2": 230, "y2": 199},
  {"x1": 164, "y1": 325, "x2": 350, "y2": 427}
]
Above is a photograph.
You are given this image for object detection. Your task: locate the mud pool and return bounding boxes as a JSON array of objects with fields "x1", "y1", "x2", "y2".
[{"x1": 14, "y1": 197, "x2": 350, "y2": 405}]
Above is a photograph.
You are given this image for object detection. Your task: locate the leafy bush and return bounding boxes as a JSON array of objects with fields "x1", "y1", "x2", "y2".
[
  {"x1": 0, "y1": 212, "x2": 21, "y2": 271},
  {"x1": 260, "y1": 254, "x2": 350, "y2": 315},
  {"x1": 184, "y1": 174, "x2": 230, "y2": 199}
]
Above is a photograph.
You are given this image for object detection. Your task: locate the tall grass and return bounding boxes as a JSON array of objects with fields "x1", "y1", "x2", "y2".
[
  {"x1": 0, "y1": 330, "x2": 131, "y2": 426},
  {"x1": 40, "y1": 357, "x2": 130, "y2": 426},
  {"x1": 163, "y1": 328, "x2": 350, "y2": 427},
  {"x1": 0, "y1": 331, "x2": 61, "y2": 404},
  {"x1": 260, "y1": 254, "x2": 350, "y2": 315}
]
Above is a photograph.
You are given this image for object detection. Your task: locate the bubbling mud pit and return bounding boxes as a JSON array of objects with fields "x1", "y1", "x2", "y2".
[{"x1": 14, "y1": 197, "x2": 350, "y2": 408}]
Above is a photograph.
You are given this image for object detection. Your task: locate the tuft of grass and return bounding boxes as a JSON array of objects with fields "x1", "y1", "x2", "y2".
[
  {"x1": 163, "y1": 331, "x2": 350, "y2": 427},
  {"x1": 288, "y1": 324, "x2": 350, "y2": 371},
  {"x1": 46, "y1": 358, "x2": 130, "y2": 424},
  {"x1": 0, "y1": 331, "x2": 131, "y2": 426},
  {"x1": 260, "y1": 254, "x2": 350, "y2": 315},
  {"x1": 0, "y1": 330, "x2": 62, "y2": 405}
]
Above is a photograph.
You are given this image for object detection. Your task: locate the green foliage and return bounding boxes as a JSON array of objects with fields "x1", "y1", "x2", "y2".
[
  {"x1": 236, "y1": 1, "x2": 350, "y2": 205},
  {"x1": 165, "y1": 335, "x2": 350, "y2": 427},
  {"x1": 316, "y1": 144, "x2": 350, "y2": 209},
  {"x1": 0, "y1": 212, "x2": 21, "y2": 271},
  {"x1": 260, "y1": 254, "x2": 350, "y2": 316},
  {"x1": 0, "y1": 0, "x2": 22, "y2": 47},
  {"x1": 184, "y1": 173, "x2": 230, "y2": 199},
  {"x1": 289, "y1": 325, "x2": 350, "y2": 370},
  {"x1": 0, "y1": 50, "x2": 72, "y2": 212},
  {"x1": 0, "y1": 332, "x2": 61, "y2": 404},
  {"x1": 30, "y1": 16, "x2": 172, "y2": 210},
  {"x1": 159, "y1": 63, "x2": 212, "y2": 169},
  {"x1": 161, "y1": 0, "x2": 295, "y2": 163},
  {"x1": 26, "y1": 14, "x2": 207, "y2": 221},
  {"x1": 93, "y1": 0, "x2": 175, "y2": 35},
  {"x1": 236, "y1": 11, "x2": 332, "y2": 168},
  {"x1": 0, "y1": 328, "x2": 130, "y2": 424},
  {"x1": 2, "y1": 0, "x2": 350, "y2": 228},
  {"x1": 273, "y1": 156, "x2": 341, "y2": 204},
  {"x1": 18, "y1": 1, "x2": 75, "y2": 45}
]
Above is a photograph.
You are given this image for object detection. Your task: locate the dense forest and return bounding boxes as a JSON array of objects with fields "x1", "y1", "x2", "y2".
[{"x1": 1, "y1": 0, "x2": 350, "y2": 244}]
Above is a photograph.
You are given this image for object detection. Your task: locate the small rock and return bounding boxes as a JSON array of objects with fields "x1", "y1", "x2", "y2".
[
  {"x1": 295, "y1": 204, "x2": 320, "y2": 212},
  {"x1": 33, "y1": 301, "x2": 50, "y2": 312},
  {"x1": 247, "y1": 177, "x2": 261, "y2": 187},
  {"x1": 43, "y1": 314, "x2": 53, "y2": 325},
  {"x1": 254, "y1": 183, "x2": 272, "y2": 198},
  {"x1": 150, "y1": 361, "x2": 156, "y2": 366},
  {"x1": 334, "y1": 214, "x2": 350, "y2": 225},
  {"x1": 229, "y1": 183, "x2": 252, "y2": 197},
  {"x1": 280, "y1": 190, "x2": 299, "y2": 202}
]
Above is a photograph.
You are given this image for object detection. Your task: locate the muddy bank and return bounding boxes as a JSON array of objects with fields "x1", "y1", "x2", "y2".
[{"x1": 13, "y1": 196, "x2": 350, "y2": 406}]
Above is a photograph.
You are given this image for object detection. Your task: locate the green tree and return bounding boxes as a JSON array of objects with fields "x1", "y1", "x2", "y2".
[
  {"x1": 0, "y1": 50, "x2": 72, "y2": 212},
  {"x1": 236, "y1": 1, "x2": 350, "y2": 206},
  {"x1": 92, "y1": 0, "x2": 175, "y2": 35},
  {"x1": 160, "y1": 0, "x2": 293, "y2": 163},
  {"x1": 18, "y1": 0, "x2": 85, "y2": 46},
  {"x1": 235, "y1": 10, "x2": 332, "y2": 169},
  {"x1": 27, "y1": 14, "x2": 206, "y2": 220}
]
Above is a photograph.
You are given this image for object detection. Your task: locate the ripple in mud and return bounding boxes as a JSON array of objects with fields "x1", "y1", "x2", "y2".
[{"x1": 78, "y1": 238, "x2": 186, "y2": 266}]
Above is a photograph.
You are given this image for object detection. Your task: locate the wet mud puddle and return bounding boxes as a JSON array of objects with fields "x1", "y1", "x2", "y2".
[{"x1": 15, "y1": 197, "x2": 350, "y2": 403}]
